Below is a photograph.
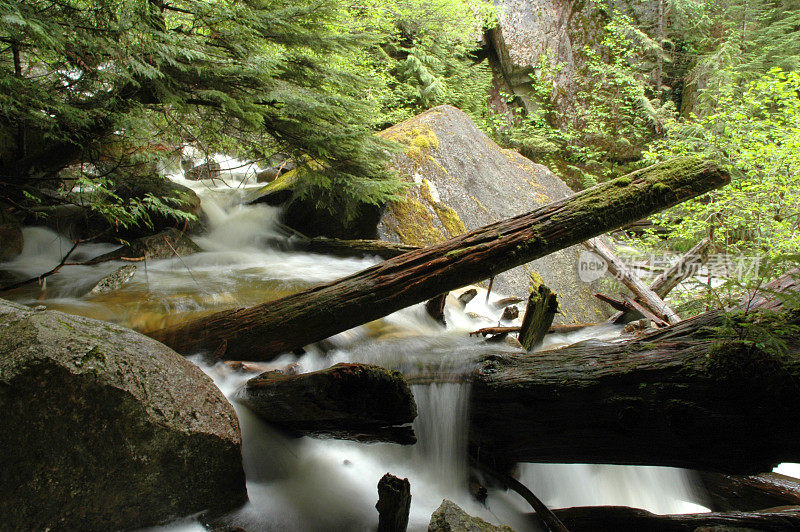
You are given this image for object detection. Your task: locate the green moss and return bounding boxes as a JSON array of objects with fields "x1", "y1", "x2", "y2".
[
  {"x1": 382, "y1": 124, "x2": 439, "y2": 161},
  {"x1": 704, "y1": 340, "x2": 787, "y2": 385},
  {"x1": 613, "y1": 177, "x2": 632, "y2": 187},
  {"x1": 385, "y1": 197, "x2": 445, "y2": 247}
]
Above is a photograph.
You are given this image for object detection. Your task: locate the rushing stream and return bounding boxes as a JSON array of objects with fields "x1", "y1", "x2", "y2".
[{"x1": 4, "y1": 158, "x2": 730, "y2": 530}]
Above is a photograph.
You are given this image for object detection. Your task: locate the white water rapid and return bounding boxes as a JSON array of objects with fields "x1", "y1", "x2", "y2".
[{"x1": 7, "y1": 155, "x2": 780, "y2": 531}]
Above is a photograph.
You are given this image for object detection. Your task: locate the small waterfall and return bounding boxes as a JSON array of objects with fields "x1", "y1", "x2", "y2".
[{"x1": 10, "y1": 158, "x2": 796, "y2": 530}]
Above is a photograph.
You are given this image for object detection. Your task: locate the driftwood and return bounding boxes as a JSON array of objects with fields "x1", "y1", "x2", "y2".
[
  {"x1": 700, "y1": 471, "x2": 800, "y2": 512},
  {"x1": 469, "y1": 271, "x2": 800, "y2": 473},
  {"x1": 611, "y1": 236, "x2": 714, "y2": 323},
  {"x1": 518, "y1": 283, "x2": 558, "y2": 351},
  {"x1": 235, "y1": 363, "x2": 417, "y2": 444},
  {"x1": 376, "y1": 473, "x2": 411, "y2": 532},
  {"x1": 584, "y1": 238, "x2": 680, "y2": 324},
  {"x1": 150, "y1": 158, "x2": 728, "y2": 360},
  {"x1": 552, "y1": 505, "x2": 800, "y2": 531}
]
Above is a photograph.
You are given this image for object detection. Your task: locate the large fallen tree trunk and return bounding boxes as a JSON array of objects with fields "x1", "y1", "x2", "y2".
[
  {"x1": 699, "y1": 471, "x2": 800, "y2": 512},
  {"x1": 552, "y1": 505, "x2": 800, "y2": 532},
  {"x1": 235, "y1": 363, "x2": 417, "y2": 444},
  {"x1": 149, "y1": 158, "x2": 728, "y2": 360},
  {"x1": 470, "y1": 272, "x2": 800, "y2": 473}
]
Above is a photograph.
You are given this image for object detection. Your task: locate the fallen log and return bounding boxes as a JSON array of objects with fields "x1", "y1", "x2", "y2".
[
  {"x1": 376, "y1": 473, "x2": 412, "y2": 532},
  {"x1": 150, "y1": 158, "x2": 728, "y2": 360},
  {"x1": 552, "y1": 505, "x2": 800, "y2": 531},
  {"x1": 235, "y1": 363, "x2": 417, "y2": 444},
  {"x1": 518, "y1": 282, "x2": 558, "y2": 351},
  {"x1": 584, "y1": 238, "x2": 680, "y2": 324},
  {"x1": 296, "y1": 237, "x2": 420, "y2": 260},
  {"x1": 651, "y1": 237, "x2": 713, "y2": 297},
  {"x1": 611, "y1": 236, "x2": 713, "y2": 323},
  {"x1": 470, "y1": 271, "x2": 800, "y2": 473},
  {"x1": 699, "y1": 471, "x2": 800, "y2": 512}
]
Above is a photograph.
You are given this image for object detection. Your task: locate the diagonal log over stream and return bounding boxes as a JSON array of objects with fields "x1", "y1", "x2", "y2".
[{"x1": 149, "y1": 158, "x2": 729, "y2": 361}]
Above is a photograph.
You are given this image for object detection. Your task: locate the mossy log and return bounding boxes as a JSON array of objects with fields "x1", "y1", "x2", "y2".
[
  {"x1": 149, "y1": 158, "x2": 728, "y2": 361},
  {"x1": 235, "y1": 363, "x2": 417, "y2": 444},
  {"x1": 470, "y1": 271, "x2": 800, "y2": 473},
  {"x1": 699, "y1": 471, "x2": 800, "y2": 512},
  {"x1": 552, "y1": 505, "x2": 800, "y2": 531}
]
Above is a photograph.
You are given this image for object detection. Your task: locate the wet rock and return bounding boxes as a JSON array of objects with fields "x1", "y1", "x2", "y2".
[
  {"x1": 377, "y1": 106, "x2": 609, "y2": 324},
  {"x1": 90, "y1": 264, "x2": 137, "y2": 293},
  {"x1": 92, "y1": 228, "x2": 202, "y2": 262},
  {"x1": 256, "y1": 155, "x2": 296, "y2": 183},
  {"x1": 185, "y1": 160, "x2": 222, "y2": 181},
  {"x1": 0, "y1": 299, "x2": 246, "y2": 530},
  {"x1": 30, "y1": 175, "x2": 202, "y2": 241},
  {"x1": 428, "y1": 499, "x2": 513, "y2": 531},
  {"x1": 457, "y1": 288, "x2": 478, "y2": 308},
  {"x1": 0, "y1": 204, "x2": 23, "y2": 262},
  {"x1": 500, "y1": 305, "x2": 519, "y2": 322}
]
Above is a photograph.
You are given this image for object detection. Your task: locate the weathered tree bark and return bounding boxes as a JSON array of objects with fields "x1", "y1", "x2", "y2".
[
  {"x1": 235, "y1": 363, "x2": 418, "y2": 444},
  {"x1": 149, "y1": 158, "x2": 729, "y2": 360},
  {"x1": 470, "y1": 272, "x2": 800, "y2": 473},
  {"x1": 518, "y1": 283, "x2": 558, "y2": 351},
  {"x1": 611, "y1": 237, "x2": 713, "y2": 323},
  {"x1": 699, "y1": 471, "x2": 800, "y2": 512},
  {"x1": 376, "y1": 473, "x2": 411, "y2": 532},
  {"x1": 552, "y1": 505, "x2": 800, "y2": 532},
  {"x1": 584, "y1": 238, "x2": 680, "y2": 324}
]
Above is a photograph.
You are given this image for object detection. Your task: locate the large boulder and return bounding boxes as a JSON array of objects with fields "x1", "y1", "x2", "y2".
[
  {"x1": 428, "y1": 499, "x2": 514, "y2": 531},
  {"x1": 378, "y1": 105, "x2": 608, "y2": 324},
  {"x1": 0, "y1": 299, "x2": 246, "y2": 530},
  {"x1": 488, "y1": 0, "x2": 606, "y2": 124}
]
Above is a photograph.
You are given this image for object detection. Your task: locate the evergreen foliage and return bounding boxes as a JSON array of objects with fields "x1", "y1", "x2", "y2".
[{"x1": 0, "y1": 0, "x2": 404, "y2": 226}]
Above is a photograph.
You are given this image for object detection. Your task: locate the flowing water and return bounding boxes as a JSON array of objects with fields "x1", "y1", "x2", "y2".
[{"x1": 3, "y1": 156, "x2": 749, "y2": 530}]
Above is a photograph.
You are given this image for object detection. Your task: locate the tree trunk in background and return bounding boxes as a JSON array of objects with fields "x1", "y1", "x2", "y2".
[
  {"x1": 149, "y1": 158, "x2": 728, "y2": 361},
  {"x1": 470, "y1": 271, "x2": 800, "y2": 473}
]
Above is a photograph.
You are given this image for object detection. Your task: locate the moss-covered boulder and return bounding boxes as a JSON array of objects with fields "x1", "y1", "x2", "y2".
[
  {"x1": 378, "y1": 105, "x2": 608, "y2": 324},
  {"x1": 428, "y1": 499, "x2": 514, "y2": 531},
  {"x1": 0, "y1": 299, "x2": 246, "y2": 530}
]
